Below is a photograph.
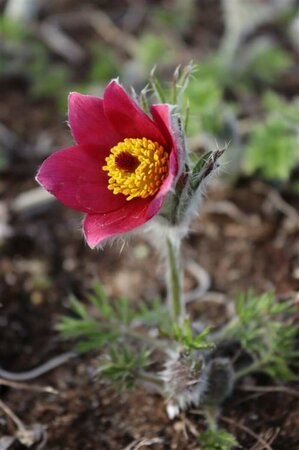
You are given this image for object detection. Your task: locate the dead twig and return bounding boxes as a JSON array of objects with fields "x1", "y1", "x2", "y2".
[
  {"x1": 11, "y1": 187, "x2": 55, "y2": 216},
  {"x1": 0, "y1": 435, "x2": 16, "y2": 450},
  {"x1": 123, "y1": 437, "x2": 163, "y2": 450},
  {"x1": 183, "y1": 416, "x2": 200, "y2": 438},
  {"x1": 203, "y1": 200, "x2": 259, "y2": 226},
  {"x1": 0, "y1": 399, "x2": 25, "y2": 431},
  {"x1": 221, "y1": 416, "x2": 275, "y2": 450},
  {"x1": 0, "y1": 378, "x2": 58, "y2": 395},
  {"x1": 238, "y1": 385, "x2": 299, "y2": 399},
  {"x1": 0, "y1": 122, "x2": 24, "y2": 158},
  {"x1": 38, "y1": 22, "x2": 85, "y2": 64},
  {"x1": 87, "y1": 10, "x2": 138, "y2": 57},
  {"x1": 254, "y1": 182, "x2": 299, "y2": 229},
  {"x1": 0, "y1": 399, "x2": 46, "y2": 448},
  {"x1": 249, "y1": 428, "x2": 280, "y2": 450}
]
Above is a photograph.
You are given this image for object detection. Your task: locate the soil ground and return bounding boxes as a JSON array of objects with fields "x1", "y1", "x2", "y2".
[{"x1": 1, "y1": 0, "x2": 299, "y2": 449}]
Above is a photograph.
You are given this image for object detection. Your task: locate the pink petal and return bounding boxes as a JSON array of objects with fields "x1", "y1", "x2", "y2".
[
  {"x1": 83, "y1": 198, "x2": 153, "y2": 248},
  {"x1": 103, "y1": 80, "x2": 167, "y2": 147},
  {"x1": 68, "y1": 92, "x2": 121, "y2": 147},
  {"x1": 146, "y1": 152, "x2": 177, "y2": 218},
  {"x1": 151, "y1": 104, "x2": 184, "y2": 171},
  {"x1": 36, "y1": 145, "x2": 127, "y2": 213},
  {"x1": 151, "y1": 104, "x2": 174, "y2": 149},
  {"x1": 148, "y1": 104, "x2": 183, "y2": 217}
]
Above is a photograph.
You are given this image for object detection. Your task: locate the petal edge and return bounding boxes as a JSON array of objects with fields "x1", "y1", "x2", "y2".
[
  {"x1": 36, "y1": 144, "x2": 127, "y2": 213},
  {"x1": 68, "y1": 92, "x2": 121, "y2": 147}
]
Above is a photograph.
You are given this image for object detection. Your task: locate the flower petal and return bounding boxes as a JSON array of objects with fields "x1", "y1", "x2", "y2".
[
  {"x1": 104, "y1": 80, "x2": 167, "y2": 146},
  {"x1": 36, "y1": 145, "x2": 127, "y2": 213},
  {"x1": 83, "y1": 198, "x2": 153, "y2": 248},
  {"x1": 146, "y1": 152, "x2": 177, "y2": 218},
  {"x1": 68, "y1": 92, "x2": 121, "y2": 147},
  {"x1": 151, "y1": 103, "x2": 185, "y2": 168},
  {"x1": 151, "y1": 104, "x2": 174, "y2": 149},
  {"x1": 148, "y1": 104, "x2": 183, "y2": 217}
]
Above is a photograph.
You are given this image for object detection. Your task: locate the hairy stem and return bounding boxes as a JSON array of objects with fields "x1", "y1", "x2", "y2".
[
  {"x1": 204, "y1": 406, "x2": 218, "y2": 431},
  {"x1": 166, "y1": 235, "x2": 185, "y2": 324}
]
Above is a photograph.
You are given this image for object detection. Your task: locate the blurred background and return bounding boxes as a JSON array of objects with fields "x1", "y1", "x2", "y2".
[{"x1": 1, "y1": 0, "x2": 299, "y2": 448}]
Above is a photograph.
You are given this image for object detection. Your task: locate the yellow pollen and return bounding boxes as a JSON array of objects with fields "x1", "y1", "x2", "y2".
[{"x1": 102, "y1": 137, "x2": 169, "y2": 201}]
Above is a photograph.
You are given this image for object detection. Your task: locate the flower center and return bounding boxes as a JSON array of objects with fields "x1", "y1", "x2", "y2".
[{"x1": 102, "y1": 137, "x2": 169, "y2": 201}]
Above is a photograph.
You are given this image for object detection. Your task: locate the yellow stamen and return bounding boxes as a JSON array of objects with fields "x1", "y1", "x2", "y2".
[{"x1": 102, "y1": 137, "x2": 169, "y2": 201}]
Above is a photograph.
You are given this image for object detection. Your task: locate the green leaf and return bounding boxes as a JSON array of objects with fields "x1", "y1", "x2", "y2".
[
  {"x1": 190, "y1": 152, "x2": 213, "y2": 190},
  {"x1": 149, "y1": 69, "x2": 167, "y2": 103},
  {"x1": 246, "y1": 45, "x2": 292, "y2": 84},
  {"x1": 135, "y1": 34, "x2": 173, "y2": 71},
  {"x1": 183, "y1": 319, "x2": 193, "y2": 345},
  {"x1": 171, "y1": 319, "x2": 214, "y2": 350},
  {"x1": 185, "y1": 61, "x2": 225, "y2": 135},
  {"x1": 244, "y1": 93, "x2": 299, "y2": 181},
  {"x1": 57, "y1": 317, "x2": 99, "y2": 337},
  {"x1": 88, "y1": 281, "x2": 112, "y2": 319},
  {"x1": 222, "y1": 291, "x2": 297, "y2": 382},
  {"x1": 0, "y1": 16, "x2": 29, "y2": 41},
  {"x1": 98, "y1": 345, "x2": 151, "y2": 390},
  {"x1": 68, "y1": 296, "x2": 90, "y2": 320},
  {"x1": 58, "y1": 282, "x2": 169, "y2": 355},
  {"x1": 194, "y1": 327, "x2": 213, "y2": 347},
  {"x1": 89, "y1": 43, "x2": 119, "y2": 82},
  {"x1": 198, "y1": 428, "x2": 238, "y2": 450},
  {"x1": 74, "y1": 332, "x2": 119, "y2": 353},
  {"x1": 114, "y1": 297, "x2": 135, "y2": 326}
]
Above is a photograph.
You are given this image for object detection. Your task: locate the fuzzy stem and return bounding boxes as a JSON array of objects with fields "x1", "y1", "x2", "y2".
[
  {"x1": 166, "y1": 235, "x2": 185, "y2": 325},
  {"x1": 204, "y1": 406, "x2": 218, "y2": 431}
]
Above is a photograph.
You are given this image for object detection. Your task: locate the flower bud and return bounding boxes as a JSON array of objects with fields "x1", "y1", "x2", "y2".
[
  {"x1": 161, "y1": 349, "x2": 208, "y2": 416},
  {"x1": 202, "y1": 358, "x2": 235, "y2": 406}
]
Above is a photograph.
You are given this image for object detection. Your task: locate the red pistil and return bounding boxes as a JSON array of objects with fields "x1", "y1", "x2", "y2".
[{"x1": 115, "y1": 152, "x2": 139, "y2": 172}]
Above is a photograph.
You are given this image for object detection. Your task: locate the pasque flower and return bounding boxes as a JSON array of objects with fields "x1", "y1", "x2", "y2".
[{"x1": 36, "y1": 80, "x2": 183, "y2": 248}]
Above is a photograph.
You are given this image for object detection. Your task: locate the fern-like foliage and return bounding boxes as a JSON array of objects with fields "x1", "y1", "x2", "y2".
[
  {"x1": 98, "y1": 345, "x2": 151, "y2": 390},
  {"x1": 198, "y1": 428, "x2": 238, "y2": 450},
  {"x1": 58, "y1": 281, "x2": 170, "y2": 353},
  {"x1": 244, "y1": 92, "x2": 299, "y2": 180},
  {"x1": 244, "y1": 44, "x2": 292, "y2": 85},
  {"x1": 221, "y1": 291, "x2": 298, "y2": 381}
]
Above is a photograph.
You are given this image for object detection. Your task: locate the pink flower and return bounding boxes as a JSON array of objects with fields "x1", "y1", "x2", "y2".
[{"x1": 36, "y1": 80, "x2": 182, "y2": 248}]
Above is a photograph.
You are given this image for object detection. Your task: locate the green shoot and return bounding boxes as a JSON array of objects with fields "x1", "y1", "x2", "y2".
[
  {"x1": 190, "y1": 151, "x2": 214, "y2": 190},
  {"x1": 198, "y1": 428, "x2": 239, "y2": 450},
  {"x1": 138, "y1": 85, "x2": 150, "y2": 115},
  {"x1": 149, "y1": 67, "x2": 167, "y2": 103},
  {"x1": 172, "y1": 319, "x2": 214, "y2": 351}
]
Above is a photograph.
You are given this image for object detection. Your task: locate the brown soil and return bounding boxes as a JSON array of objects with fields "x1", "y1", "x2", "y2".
[{"x1": 1, "y1": 0, "x2": 299, "y2": 449}]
